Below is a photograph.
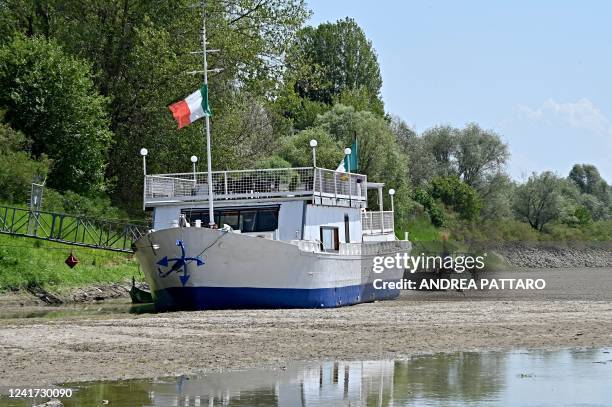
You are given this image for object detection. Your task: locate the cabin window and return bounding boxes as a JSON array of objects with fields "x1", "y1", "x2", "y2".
[
  {"x1": 320, "y1": 226, "x2": 339, "y2": 252},
  {"x1": 239, "y1": 210, "x2": 257, "y2": 232},
  {"x1": 218, "y1": 211, "x2": 239, "y2": 229},
  {"x1": 257, "y1": 209, "x2": 278, "y2": 231},
  {"x1": 183, "y1": 206, "x2": 279, "y2": 232}
]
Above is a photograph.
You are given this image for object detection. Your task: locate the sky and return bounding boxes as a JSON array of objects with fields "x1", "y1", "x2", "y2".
[{"x1": 306, "y1": 0, "x2": 612, "y2": 182}]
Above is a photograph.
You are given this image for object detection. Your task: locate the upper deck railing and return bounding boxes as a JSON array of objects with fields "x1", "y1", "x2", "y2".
[
  {"x1": 144, "y1": 167, "x2": 367, "y2": 208},
  {"x1": 361, "y1": 211, "x2": 394, "y2": 235}
]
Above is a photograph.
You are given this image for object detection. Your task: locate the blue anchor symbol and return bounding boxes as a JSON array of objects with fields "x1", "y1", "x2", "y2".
[{"x1": 156, "y1": 240, "x2": 204, "y2": 286}]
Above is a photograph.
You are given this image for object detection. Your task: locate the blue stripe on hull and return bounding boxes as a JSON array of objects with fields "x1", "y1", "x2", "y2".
[{"x1": 153, "y1": 283, "x2": 399, "y2": 311}]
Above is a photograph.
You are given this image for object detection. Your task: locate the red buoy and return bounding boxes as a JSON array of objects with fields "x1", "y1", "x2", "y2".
[{"x1": 65, "y1": 253, "x2": 79, "y2": 269}]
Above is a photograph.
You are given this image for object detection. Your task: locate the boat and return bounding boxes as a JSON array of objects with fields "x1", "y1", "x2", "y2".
[
  {"x1": 132, "y1": 164, "x2": 411, "y2": 310},
  {"x1": 129, "y1": 276, "x2": 153, "y2": 304},
  {"x1": 130, "y1": 7, "x2": 410, "y2": 311}
]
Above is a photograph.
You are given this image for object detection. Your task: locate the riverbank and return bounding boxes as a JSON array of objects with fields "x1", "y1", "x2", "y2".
[
  {"x1": 0, "y1": 268, "x2": 611, "y2": 388},
  {"x1": 491, "y1": 241, "x2": 612, "y2": 268},
  {"x1": 0, "y1": 280, "x2": 148, "y2": 307}
]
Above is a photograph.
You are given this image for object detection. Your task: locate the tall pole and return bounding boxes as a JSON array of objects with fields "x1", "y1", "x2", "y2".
[
  {"x1": 201, "y1": 0, "x2": 215, "y2": 227},
  {"x1": 344, "y1": 148, "x2": 352, "y2": 207},
  {"x1": 140, "y1": 148, "x2": 148, "y2": 211}
]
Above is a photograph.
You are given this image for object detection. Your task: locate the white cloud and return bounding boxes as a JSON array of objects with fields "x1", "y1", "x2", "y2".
[{"x1": 516, "y1": 98, "x2": 612, "y2": 137}]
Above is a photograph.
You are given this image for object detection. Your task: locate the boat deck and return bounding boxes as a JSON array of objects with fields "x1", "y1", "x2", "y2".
[{"x1": 144, "y1": 167, "x2": 368, "y2": 208}]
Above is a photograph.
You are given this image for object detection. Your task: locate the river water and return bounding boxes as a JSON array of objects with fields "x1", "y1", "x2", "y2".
[{"x1": 1, "y1": 348, "x2": 610, "y2": 406}]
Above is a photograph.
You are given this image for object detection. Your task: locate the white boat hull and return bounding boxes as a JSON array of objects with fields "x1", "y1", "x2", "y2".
[{"x1": 133, "y1": 227, "x2": 410, "y2": 310}]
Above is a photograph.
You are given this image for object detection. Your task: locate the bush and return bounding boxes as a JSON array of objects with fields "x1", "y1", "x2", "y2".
[
  {"x1": 0, "y1": 121, "x2": 51, "y2": 204},
  {"x1": 573, "y1": 206, "x2": 592, "y2": 225},
  {"x1": 430, "y1": 176, "x2": 482, "y2": 220},
  {"x1": 413, "y1": 188, "x2": 446, "y2": 227},
  {"x1": 33, "y1": 185, "x2": 131, "y2": 220}
]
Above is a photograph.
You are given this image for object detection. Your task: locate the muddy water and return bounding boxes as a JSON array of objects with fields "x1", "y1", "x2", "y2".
[{"x1": 1, "y1": 348, "x2": 611, "y2": 406}]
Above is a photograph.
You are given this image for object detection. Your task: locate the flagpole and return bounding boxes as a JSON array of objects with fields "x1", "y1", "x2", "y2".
[{"x1": 200, "y1": 0, "x2": 215, "y2": 228}]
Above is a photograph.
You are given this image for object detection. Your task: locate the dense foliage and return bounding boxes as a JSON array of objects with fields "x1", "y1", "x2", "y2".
[
  {"x1": 0, "y1": 0, "x2": 609, "y2": 242},
  {"x1": 0, "y1": 35, "x2": 111, "y2": 193}
]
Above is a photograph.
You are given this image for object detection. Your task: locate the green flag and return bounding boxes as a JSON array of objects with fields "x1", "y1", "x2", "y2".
[{"x1": 344, "y1": 138, "x2": 359, "y2": 172}]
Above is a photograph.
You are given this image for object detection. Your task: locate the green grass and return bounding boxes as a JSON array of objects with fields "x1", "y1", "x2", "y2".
[
  {"x1": 397, "y1": 210, "x2": 612, "y2": 244},
  {"x1": 0, "y1": 233, "x2": 140, "y2": 292},
  {"x1": 397, "y1": 215, "x2": 442, "y2": 242}
]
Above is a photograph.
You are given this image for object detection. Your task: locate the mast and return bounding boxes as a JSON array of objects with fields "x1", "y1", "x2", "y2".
[{"x1": 200, "y1": 0, "x2": 215, "y2": 227}]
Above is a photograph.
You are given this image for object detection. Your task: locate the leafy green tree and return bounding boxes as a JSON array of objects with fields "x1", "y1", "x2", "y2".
[
  {"x1": 391, "y1": 117, "x2": 436, "y2": 187},
  {"x1": 455, "y1": 123, "x2": 509, "y2": 187},
  {"x1": 420, "y1": 125, "x2": 459, "y2": 177},
  {"x1": 578, "y1": 193, "x2": 608, "y2": 221},
  {"x1": 1, "y1": 0, "x2": 309, "y2": 212},
  {"x1": 286, "y1": 18, "x2": 384, "y2": 114},
  {"x1": 314, "y1": 104, "x2": 409, "y2": 216},
  {"x1": 573, "y1": 206, "x2": 592, "y2": 225},
  {"x1": 256, "y1": 155, "x2": 292, "y2": 169},
  {"x1": 513, "y1": 171, "x2": 566, "y2": 231},
  {"x1": 476, "y1": 172, "x2": 514, "y2": 220},
  {"x1": 0, "y1": 0, "x2": 309, "y2": 98},
  {"x1": 0, "y1": 35, "x2": 112, "y2": 193},
  {"x1": 569, "y1": 164, "x2": 608, "y2": 197},
  {"x1": 0, "y1": 120, "x2": 51, "y2": 204},
  {"x1": 269, "y1": 84, "x2": 330, "y2": 131},
  {"x1": 413, "y1": 188, "x2": 446, "y2": 228},
  {"x1": 278, "y1": 128, "x2": 343, "y2": 169},
  {"x1": 430, "y1": 176, "x2": 482, "y2": 221},
  {"x1": 418, "y1": 123, "x2": 509, "y2": 188},
  {"x1": 210, "y1": 92, "x2": 277, "y2": 169}
]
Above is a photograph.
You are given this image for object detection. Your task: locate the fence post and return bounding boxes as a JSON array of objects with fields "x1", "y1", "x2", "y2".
[
  {"x1": 334, "y1": 172, "x2": 338, "y2": 204},
  {"x1": 319, "y1": 169, "x2": 324, "y2": 204},
  {"x1": 224, "y1": 172, "x2": 228, "y2": 198}
]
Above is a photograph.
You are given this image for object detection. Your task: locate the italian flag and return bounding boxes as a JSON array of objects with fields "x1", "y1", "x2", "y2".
[{"x1": 168, "y1": 85, "x2": 212, "y2": 129}]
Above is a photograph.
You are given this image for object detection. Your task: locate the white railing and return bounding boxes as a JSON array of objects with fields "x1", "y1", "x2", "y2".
[
  {"x1": 362, "y1": 211, "x2": 394, "y2": 235},
  {"x1": 144, "y1": 167, "x2": 367, "y2": 207},
  {"x1": 313, "y1": 168, "x2": 367, "y2": 205}
]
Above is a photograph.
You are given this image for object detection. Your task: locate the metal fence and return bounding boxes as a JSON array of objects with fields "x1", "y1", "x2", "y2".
[
  {"x1": 362, "y1": 211, "x2": 394, "y2": 235},
  {"x1": 145, "y1": 167, "x2": 368, "y2": 206},
  {"x1": 0, "y1": 205, "x2": 149, "y2": 253}
]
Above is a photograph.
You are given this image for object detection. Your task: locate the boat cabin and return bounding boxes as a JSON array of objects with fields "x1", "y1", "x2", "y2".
[{"x1": 143, "y1": 167, "x2": 396, "y2": 245}]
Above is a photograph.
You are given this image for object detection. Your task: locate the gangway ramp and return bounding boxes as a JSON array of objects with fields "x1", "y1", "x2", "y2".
[{"x1": 0, "y1": 205, "x2": 149, "y2": 253}]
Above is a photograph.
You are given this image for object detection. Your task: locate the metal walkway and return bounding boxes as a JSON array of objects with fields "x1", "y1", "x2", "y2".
[{"x1": 0, "y1": 205, "x2": 149, "y2": 253}]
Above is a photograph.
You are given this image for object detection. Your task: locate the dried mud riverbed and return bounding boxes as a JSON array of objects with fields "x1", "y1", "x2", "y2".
[{"x1": 0, "y1": 268, "x2": 611, "y2": 388}]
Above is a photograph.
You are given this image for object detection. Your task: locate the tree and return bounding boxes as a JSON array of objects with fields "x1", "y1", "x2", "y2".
[
  {"x1": 270, "y1": 83, "x2": 330, "y2": 131},
  {"x1": 1, "y1": 0, "x2": 309, "y2": 212},
  {"x1": 418, "y1": 123, "x2": 510, "y2": 188},
  {"x1": 0, "y1": 119, "x2": 51, "y2": 203},
  {"x1": 0, "y1": 0, "x2": 309, "y2": 98},
  {"x1": 420, "y1": 125, "x2": 459, "y2": 178},
  {"x1": 210, "y1": 92, "x2": 277, "y2": 169},
  {"x1": 430, "y1": 176, "x2": 482, "y2": 221},
  {"x1": 278, "y1": 128, "x2": 343, "y2": 169},
  {"x1": 513, "y1": 172, "x2": 565, "y2": 231},
  {"x1": 568, "y1": 164, "x2": 609, "y2": 200},
  {"x1": 413, "y1": 188, "x2": 446, "y2": 227},
  {"x1": 314, "y1": 104, "x2": 409, "y2": 213},
  {"x1": 0, "y1": 35, "x2": 112, "y2": 193},
  {"x1": 476, "y1": 172, "x2": 514, "y2": 220},
  {"x1": 391, "y1": 117, "x2": 437, "y2": 187},
  {"x1": 455, "y1": 123, "x2": 509, "y2": 187},
  {"x1": 286, "y1": 18, "x2": 384, "y2": 115}
]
